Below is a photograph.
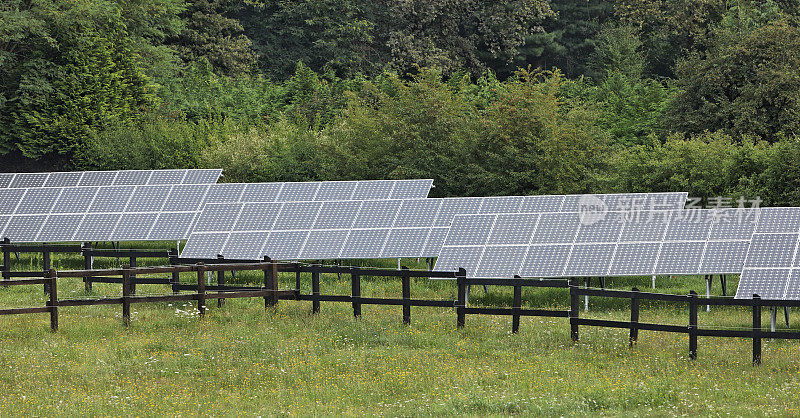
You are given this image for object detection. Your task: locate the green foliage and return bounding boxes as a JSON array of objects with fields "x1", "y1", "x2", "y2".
[
  {"x1": 522, "y1": 0, "x2": 614, "y2": 77},
  {"x1": 763, "y1": 136, "x2": 800, "y2": 206},
  {"x1": 170, "y1": 0, "x2": 255, "y2": 76},
  {"x1": 568, "y1": 73, "x2": 677, "y2": 147},
  {"x1": 665, "y1": 18, "x2": 800, "y2": 140},
  {"x1": 467, "y1": 69, "x2": 609, "y2": 195},
  {"x1": 199, "y1": 120, "x2": 326, "y2": 183},
  {"x1": 80, "y1": 116, "x2": 208, "y2": 170},
  {"x1": 0, "y1": 0, "x2": 151, "y2": 160},
  {"x1": 324, "y1": 69, "x2": 477, "y2": 197},
  {"x1": 609, "y1": 131, "x2": 769, "y2": 200},
  {"x1": 588, "y1": 23, "x2": 644, "y2": 81}
]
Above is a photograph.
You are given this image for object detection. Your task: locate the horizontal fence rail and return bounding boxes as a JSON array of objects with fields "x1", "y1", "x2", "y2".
[{"x1": 2, "y1": 259, "x2": 800, "y2": 365}]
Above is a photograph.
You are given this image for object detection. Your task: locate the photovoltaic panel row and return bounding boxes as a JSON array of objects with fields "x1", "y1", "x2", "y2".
[
  {"x1": 199, "y1": 179, "x2": 434, "y2": 202},
  {"x1": 0, "y1": 169, "x2": 222, "y2": 188},
  {"x1": 0, "y1": 179, "x2": 436, "y2": 243},
  {"x1": 435, "y1": 208, "x2": 761, "y2": 278},
  {"x1": 180, "y1": 192, "x2": 689, "y2": 261},
  {"x1": 735, "y1": 207, "x2": 800, "y2": 300}
]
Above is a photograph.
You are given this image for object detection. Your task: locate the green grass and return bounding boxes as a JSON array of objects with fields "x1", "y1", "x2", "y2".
[{"x1": 1, "y1": 250, "x2": 800, "y2": 415}]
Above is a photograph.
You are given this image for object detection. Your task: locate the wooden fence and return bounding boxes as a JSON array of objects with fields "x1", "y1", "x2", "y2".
[{"x1": 1, "y1": 261, "x2": 800, "y2": 365}]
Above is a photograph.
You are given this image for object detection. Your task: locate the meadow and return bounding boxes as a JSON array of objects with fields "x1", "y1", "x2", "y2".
[{"x1": 1, "y1": 249, "x2": 799, "y2": 416}]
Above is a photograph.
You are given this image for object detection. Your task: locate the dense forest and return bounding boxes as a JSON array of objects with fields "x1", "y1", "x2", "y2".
[{"x1": 1, "y1": 0, "x2": 798, "y2": 204}]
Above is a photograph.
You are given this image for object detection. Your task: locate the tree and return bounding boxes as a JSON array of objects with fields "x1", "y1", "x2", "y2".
[
  {"x1": 665, "y1": 18, "x2": 800, "y2": 140},
  {"x1": 170, "y1": 0, "x2": 255, "y2": 76},
  {"x1": 520, "y1": 0, "x2": 614, "y2": 78},
  {"x1": 0, "y1": 0, "x2": 151, "y2": 163}
]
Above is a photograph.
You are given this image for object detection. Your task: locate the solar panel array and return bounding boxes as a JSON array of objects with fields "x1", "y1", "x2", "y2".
[
  {"x1": 0, "y1": 169, "x2": 222, "y2": 188},
  {"x1": 180, "y1": 193, "x2": 688, "y2": 261},
  {"x1": 0, "y1": 179, "x2": 435, "y2": 243},
  {"x1": 435, "y1": 208, "x2": 759, "y2": 278},
  {"x1": 735, "y1": 207, "x2": 800, "y2": 300}
]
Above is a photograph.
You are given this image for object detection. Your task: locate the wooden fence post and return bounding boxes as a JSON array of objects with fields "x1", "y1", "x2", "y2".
[
  {"x1": 630, "y1": 287, "x2": 640, "y2": 346},
  {"x1": 2, "y1": 237, "x2": 10, "y2": 280},
  {"x1": 688, "y1": 290, "x2": 698, "y2": 360},
  {"x1": 196, "y1": 262, "x2": 206, "y2": 318},
  {"x1": 47, "y1": 269, "x2": 58, "y2": 332},
  {"x1": 42, "y1": 245, "x2": 51, "y2": 294},
  {"x1": 512, "y1": 275, "x2": 522, "y2": 334},
  {"x1": 402, "y1": 266, "x2": 411, "y2": 325},
  {"x1": 351, "y1": 267, "x2": 361, "y2": 318},
  {"x1": 456, "y1": 268, "x2": 466, "y2": 328},
  {"x1": 311, "y1": 265, "x2": 320, "y2": 314},
  {"x1": 569, "y1": 278, "x2": 579, "y2": 342},
  {"x1": 169, "y1": 249, "x2": 180, "y2": 294},
  {"x1": 122, "y1": 265, "x2": 131, "y2": 327},
  {"x1": 753, "y1": 294, "x2": 762, "y2": 365},
  {"x1": 217, "y1": 255, "x2": 225, "y2": 308},
  {"x1": 82, "y1": 243, "x2": 92, "y2": 292},
  {"x1": 129, "y1": 256, "x2": 137, "y2": 295},
  {"x1": 295, "y1": 265, "x2": 302, "y2": 299},
  {"x1": 262, "y1": 257, "x2": 278, "y2": 307}
]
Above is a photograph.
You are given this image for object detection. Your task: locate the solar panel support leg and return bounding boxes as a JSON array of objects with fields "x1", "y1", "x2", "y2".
[
  {"x1": 397, "y1": 258, "x2": 401, "y2": 270},
  {"x1": 651, "y1": 275, "x2": 656, "y2": 289},
  {"x1": 465, "y1": 285, "x2": 470, "y2": 305},
  {"x1": 785, "y1": 307, "x2": 790, "y2": 328},
  {"x1": 721, "y1": 274, "x2": 727, "y2": 296},
  {"x1": 771, "y1": 307, "x2": 777, "y2": 333},
  {"x1": 584, "y1": 278, "x2": 589, "y2": 312},
  {"x1": 706, "y1": 275, "x2": 711, "y2": 312}
]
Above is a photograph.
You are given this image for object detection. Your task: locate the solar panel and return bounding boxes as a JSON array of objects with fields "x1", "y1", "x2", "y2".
[
  {"x1": 114, "y1": 170, "x2": 152, "y2": 185},
  {"x1": 381, "y1": 228, "x2": 430, "y2": 258},
  {"x1": 162, "y1": 185, "x2": 208, "y2": 211},
  {"x1": 44, "y1": 172, "x2": 82, "y2": 187},
  {"x1": 389, "y1": 179, "x2": 434, "y2": 199},
  {"x1": 180, "y1": 192, "x2": 689, "y2": 261},
  {"x1": 567, "y1": 243, "x2": 616, "y2": 276},
  {"x1": 262, "y1": 230, "x2": 309, "y2": 260},
  {"x1": 9, "y1": 173, "x2": 48, "y2": 188},
  {"x1": 277, "y1": 182, "x2": 319, "y2": 202},
  {"x1": 0, "y1": 169, "x2": 222, "y2": 189},
  {"x1": 193, "y1": 204, "x2": 242, "y2": 232},
  {"x1": 352, "y1": 180, "x2": 394, "y2": 200},
  {"x1": 222, "y1": 232, "x2": 270, "y2": 260},
  {"x1": 148, "y1": 212, "x2": 195, "y2": 241},
  {"x1": 37, "y1": 214, "x2": 82, "y2": 242},
  {"x1": 737, "y1": 269, "x2": 791, "y2": 300},
  {"x1": 755, "y1": 207, "x2": 800, "y2": 233},
  {"x1": 300, "y1": 230, "x2": 349, "y2": 259},
  {"x1": 437, "y1": 205, "x2": 759, "y2": 278},
  {"x1": 148, "y1": 169, "x2": 186, "y2": 185},
  {"x1": 88, "y1": 186, "x2": 134, "y2": 213},
  {"x1": 75, "y1": 213, "x2": 120, "y2": 242},
  {"x1": 476, "y1": 246, "x2": 529, "y2": 278},
  {"x1": 521, "y1": 195, "x2": 564, "y2": 212},
  {"x1": 183, "y1": 169, "x2": 223, "y2": 184},
  {"x1": 204, "y1": 183, "x2": 246, "y2": 203},
  {"x1": 520, "y1": 245, "x2": 572, "y2": 277},
  {"x1": 744, "y1": 234, "x2": 797, "y2": 268},
  {"x1": 125, "y1": 186, "x2": 170, "y2": 212},
  {"x1": 16, "y1": 188, "x2": 61, "y2": 214},
  {"x1": 0, "y1": 174, "x2": 14, "y2": 188},
  {"x1": 180, "y1": 232, "x2": 229, "y2": 259},
  {"x1": 240, "y1": 183, "x2": 282, "y2": 202},
  {"x1": 112, "y1": 213, "x2": 158, "y2": 240},
  {"x1": 0, "y1": 189, "x2": 24, "y2": 214},
  {"x1": 342, "y1": 229, "x2": 391, "y2": 258},
  {"x1": 3, "y1": 215, "x2": 47, "y2": 242}
]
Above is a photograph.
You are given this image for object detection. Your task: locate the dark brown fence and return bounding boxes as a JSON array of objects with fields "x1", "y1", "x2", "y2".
[{"x1": 2, "y1": 260, "x2": 800, "y2": 365}]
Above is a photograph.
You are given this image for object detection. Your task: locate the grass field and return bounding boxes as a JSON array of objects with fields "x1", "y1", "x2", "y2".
[{"x1": 1, "y1": 248, "x2": 800, "y2": 415}]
